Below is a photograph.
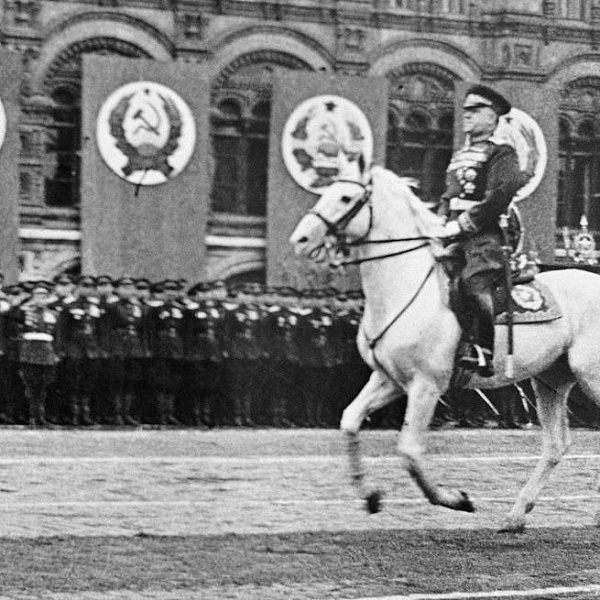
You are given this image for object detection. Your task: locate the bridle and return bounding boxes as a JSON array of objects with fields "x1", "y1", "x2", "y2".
[
  {"x1": 308, "y1": 177, "x2": 434, "y2": 268},
  {"x1": 308, "y1": 178, "x2": 374, "y2": 247}
]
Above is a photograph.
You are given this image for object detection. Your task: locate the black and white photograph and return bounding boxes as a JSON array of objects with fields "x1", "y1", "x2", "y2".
[{"x1": 0, "y1": 1, "x2": 599, "y2": 598}]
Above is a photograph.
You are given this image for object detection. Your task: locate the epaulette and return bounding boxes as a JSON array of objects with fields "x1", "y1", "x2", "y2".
[
  {"x1": 146, "y1": 300, "x2": 164, "y2": 307},
  {"x1": 186, "y1": 301, "x2": 200, "y2": 310},
  {"x1": 106, "y1": 296, "x2": 120, "y2": 304},
  {"x1": 290, "y1": 307, "x2": 312, "y2": 316},
  {"x1": 63, "y1": 296, "x2": 77, "y2": 305}
]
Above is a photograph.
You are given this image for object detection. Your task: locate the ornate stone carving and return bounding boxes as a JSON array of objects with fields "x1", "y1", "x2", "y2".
[
  {"x1": 338, "y1": 27, "x2": 366, "y2": 53},
  {"x1": 177, "y1": 11, "x2": 206, "y2": 40},
  {"x1": 514, "y1": 43, "x2": 533, "y2": 66},
  {"x1": 4, "y1": 0, "x2": 40, "y2": 26},
  {"x1": 561, "y1": 77, "x2": 600, "y2": 113},
  {"x1": 386, "y1": 62, "x2": 455, "y2": 105},
  {"x1": 43, "y1": 38, "x2": 151, "y2": 94}
]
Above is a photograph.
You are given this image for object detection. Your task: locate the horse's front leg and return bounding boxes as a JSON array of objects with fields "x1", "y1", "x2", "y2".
[
  {"x1": 340, "y1": 370, "x2": 402, "y2": 513},
  {"x1": 398, "y1": 376, "x2": 475, "y2": 512}
]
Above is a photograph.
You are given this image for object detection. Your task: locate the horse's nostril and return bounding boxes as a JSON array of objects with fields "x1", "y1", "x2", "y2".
[{"x1": 298, "y1": 236, "x2": 308, "y2": 243}]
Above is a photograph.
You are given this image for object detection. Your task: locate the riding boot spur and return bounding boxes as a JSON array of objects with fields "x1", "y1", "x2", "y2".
[
  {"x1": 79, "y1": 396, "x2": 96, "y2": 426},
  {"x1": 123, "y1": 392, "x2": 140, "y2": 426}
]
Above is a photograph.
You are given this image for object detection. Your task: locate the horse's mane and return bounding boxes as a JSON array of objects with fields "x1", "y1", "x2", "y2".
[{"x1": 371, "y1": 166, "x2": 444, "y2": 237}]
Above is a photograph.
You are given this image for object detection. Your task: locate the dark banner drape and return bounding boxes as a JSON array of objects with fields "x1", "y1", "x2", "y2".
[
  {"x1": 81, "y1": 56, "x2": 210, "y2": 282},
  {"x1": 267, "y1": 71, "x2": 388, "y2": 290},
  {"x1": 0, "y1": 49, "x2": 22, "y2": 283}
]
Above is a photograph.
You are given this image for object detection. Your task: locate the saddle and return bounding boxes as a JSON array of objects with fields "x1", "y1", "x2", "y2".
[{"x1": 437, "y1": 243, "x2": 561, "y2": 326}]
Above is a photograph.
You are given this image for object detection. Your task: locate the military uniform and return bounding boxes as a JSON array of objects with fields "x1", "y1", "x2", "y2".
[
  {"x1": 54, "y1": 276, "x2": 107, "y2": 425},
  {"x1": 438, "y1": 85, "x2": 525, "y2": 376},
  {"x1": 147, "y1": 280, "x2": 185, "y2": 426},
  {"x1": 184, "y1": 284, "x2": 227, "y2": 427},
  {"x1": 16, "y1": 282, "x2": 58, "y2": 426},
  {"x1": 105, "y1": 277, "x2": 150, "y2": 425},
  {"x1": 222, "y1": 294, "x2": 264, "y2": 426},
  {"x1": 262, "y1": 290, "x2": 302, "y2": 427}
]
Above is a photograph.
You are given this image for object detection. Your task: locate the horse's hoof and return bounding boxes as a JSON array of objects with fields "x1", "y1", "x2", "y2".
[
  {"x1": 498, "y1": 518, "x2": 526, "y2": 534},
  {"x1": 457, "y1": 491, "x2": 475, "y2": 513},
  {"x1": 365, "y1": 490, "x2": 383, "y2": 514}
]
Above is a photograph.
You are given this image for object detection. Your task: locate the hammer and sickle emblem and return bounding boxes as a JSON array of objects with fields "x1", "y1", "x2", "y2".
[{"x1": 132, "y1": 102, "x2": 161, "y2": 136}]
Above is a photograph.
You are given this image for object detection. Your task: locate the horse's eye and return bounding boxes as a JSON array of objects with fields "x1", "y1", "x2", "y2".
[{"x1": 340, "y1": 196, "x2": 353, "y2": 204}]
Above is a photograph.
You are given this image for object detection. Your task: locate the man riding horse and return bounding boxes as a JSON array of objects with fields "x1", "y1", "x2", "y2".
[{"x1": 437, "y1": 84, "x2": 530, "y2": 378}]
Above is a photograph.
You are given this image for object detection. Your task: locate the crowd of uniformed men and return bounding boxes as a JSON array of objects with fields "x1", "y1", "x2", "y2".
[
  {"x1": 0, "y1": 273, "x2": 374, "y2": 428},
  {"x1": 0, "y1": 272, "x2": 598, "y2": 429}
]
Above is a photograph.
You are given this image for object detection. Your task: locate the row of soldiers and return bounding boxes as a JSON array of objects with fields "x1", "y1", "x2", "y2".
[{"x1": 0, "y1": 274, "x2": 371, "y2": 428}]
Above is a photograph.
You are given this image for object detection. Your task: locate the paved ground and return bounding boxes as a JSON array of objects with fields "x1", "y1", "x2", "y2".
[
  {"x1": 0, "y1": 427, "x2": 598, "y2": 600},
  {"x1": 0, "y1": 427, "x2": 597, "y2": 537}
]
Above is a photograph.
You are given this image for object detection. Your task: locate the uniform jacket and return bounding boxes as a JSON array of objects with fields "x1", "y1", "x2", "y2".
[
  {"x1": 54, "y1": 297, "x2": 108, "y2": 360},
  {"x1": 105, "y1": 297, "x2": 150, "y2": 359},
  {"x1": 185, "y1": 299, "x2": 227, "y2": 363},
  {"x1": 438, "y1": 139, "x2": 524, "y2": 234},
  {"x1": 16, "y1": 302, "x2": 59, "y2": 366},
  {"x1": 222, "y1": 301, "x2": 265, "y2": 362},
  {"x1": 147, "y1": 300, "x2": 187, "y2": 360}
]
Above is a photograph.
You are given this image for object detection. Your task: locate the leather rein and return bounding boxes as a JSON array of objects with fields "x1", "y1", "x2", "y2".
[{"x1": 308, "y1": 178, "x2": 434, "y2": 268}]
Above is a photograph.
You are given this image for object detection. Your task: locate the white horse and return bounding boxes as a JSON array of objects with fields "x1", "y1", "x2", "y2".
[{"x1": 289, "y1": 162, "x2": 600, "y2": 533}]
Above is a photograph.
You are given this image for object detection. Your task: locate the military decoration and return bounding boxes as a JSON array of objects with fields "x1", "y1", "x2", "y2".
[
  {"x1": 96, "y1": 81, "x2": 196, "y2": 186},
  {"x1": 281, "y1": 95, "x2": 373, "y2": 194},
  {"x1": 494, "y1": 107, "x2": 547, "y2": 202}
]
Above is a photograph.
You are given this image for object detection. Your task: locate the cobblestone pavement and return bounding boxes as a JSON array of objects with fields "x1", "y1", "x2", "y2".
[{"x1": 0, "y1": 427, "x2": 597, "y2": 538}]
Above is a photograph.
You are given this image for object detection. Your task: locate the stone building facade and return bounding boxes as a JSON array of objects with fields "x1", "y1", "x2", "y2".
[{"x1": 5, "y1": 0, "x2": 600, "y2": 282}]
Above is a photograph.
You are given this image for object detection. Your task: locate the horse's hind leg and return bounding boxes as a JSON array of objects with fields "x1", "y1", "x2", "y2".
[{"x1": 499, "y1": 361, "x2": 574, "y2": 533}]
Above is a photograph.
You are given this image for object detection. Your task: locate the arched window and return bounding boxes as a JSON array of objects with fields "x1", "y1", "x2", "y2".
[
  {"x1": 558, "y1": 78, "x2": 600, "y2": 233},
  {"x1": 385, "y1": 64, "x2": 455, "y2": 205},
  {"x1": 41, "y1": 38, "x2": 150, "y2": 208},
  {"x1": 45, "y1": 87, "x2": 80, "y2": 207},
  {"x1": 211, "y1": 52, "x2": 311, "y2": 217}
]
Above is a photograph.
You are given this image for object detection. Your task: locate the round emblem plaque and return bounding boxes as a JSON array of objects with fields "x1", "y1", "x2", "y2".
[
  {"x1": 495, "y1": 107, "x2": 547, "y2": 202},
  {"x1": 96, "y1": 81, "x2": 196, "y2": 186},
  {"x1": 281, "y1": 95, "x2": 374, "y2": 194}
]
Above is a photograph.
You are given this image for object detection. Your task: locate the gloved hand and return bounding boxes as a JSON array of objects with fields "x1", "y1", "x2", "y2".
[{"x1": 437, "y1": 220, "x2": 461, "y2": 239}]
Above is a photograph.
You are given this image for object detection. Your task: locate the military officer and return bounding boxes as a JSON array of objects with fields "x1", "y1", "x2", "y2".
[
  {"x1": 184, "y1": 282, "x2": 228, "y2": 427},
  {"x1": 54, "y1": 275, "x2": 106, "y2": 425},
  {"x1": 437, "y1": 84, "x2": 528, "y2": 377},
  {"x1": 147, "y1": 279, "x2": 185, "y2": 426},
  {"x1": 95, "y1": 275, "x2": 117, "y2": 423},
  {"x1": 16, "y1": 282, "x2": 59, "y2": 427},
  {"x1": 222, "y1": 287, "x2": 264, "y2": 427},
  {"x1": 105, "y1": 276, "x2": 150, "y2": 425},
  {"x1": 46, "y1": 273, "x2": 76, "y2": 423}
]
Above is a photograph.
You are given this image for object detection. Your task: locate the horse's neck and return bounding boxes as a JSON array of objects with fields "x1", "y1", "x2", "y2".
[{"x1": 358, "y1": 177, "x2": 445, "y2": 335}]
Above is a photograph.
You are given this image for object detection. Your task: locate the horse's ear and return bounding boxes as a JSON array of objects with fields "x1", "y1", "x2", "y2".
[{"x1": 358, "y1": 153, "x2": 366, "y2": 177}]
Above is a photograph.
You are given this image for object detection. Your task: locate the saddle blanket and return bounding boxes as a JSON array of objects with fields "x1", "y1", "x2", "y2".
[{"x1": 494, "y1": 279, "x2": 562, "y2": 325}]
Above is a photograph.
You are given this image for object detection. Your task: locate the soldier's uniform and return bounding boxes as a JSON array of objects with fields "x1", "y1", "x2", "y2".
[
  {"x1": 95, "y1": 275, "x2": 118, "y2": 423},
  {"x1": 438, "y1": 84, "x2": 526, "y2": 376},
  {"x1": 262, "y1": 287, "x2": 301, "y2": 427},
  {"x1": 1, "y1": 286, "x2": 26, "y2": 423},
  {"x1": 16, "y1": 282, "x2": 58, "y2": 426},
  {"x1": 147, "y1": 279, "x2": 185, "y2": 426},
  {"x1": 222, "y1": 291, "x2": 264, "y2": 426},
  {"x1": 46, "y1": 273, "x2": 76, "y2": 424},
  {"x1": 54, "y1": 275, "x2": 107, "y2": 425},
  {"x1": 105, "y1": 277, "x2": 150, "y2": 425},
  {"x1": 184, "y1": 283, "x2": 227, "y2": 427}
]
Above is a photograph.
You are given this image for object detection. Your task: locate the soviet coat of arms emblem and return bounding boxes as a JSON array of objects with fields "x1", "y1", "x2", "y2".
[
  {"x1": 494, "y1": 107, "x2": 547, "y2": 202},
  {"x1": 96, "y1": 81, "x2": 196, "y2": 186},
  {"x1": 281, "y1": 95, "x2": 374, "y2": 194}
]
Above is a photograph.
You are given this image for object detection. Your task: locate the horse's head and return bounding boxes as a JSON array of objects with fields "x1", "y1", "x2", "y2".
[{"x1": 290, "y1": 157, "x2": 372, "y2": 261}]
